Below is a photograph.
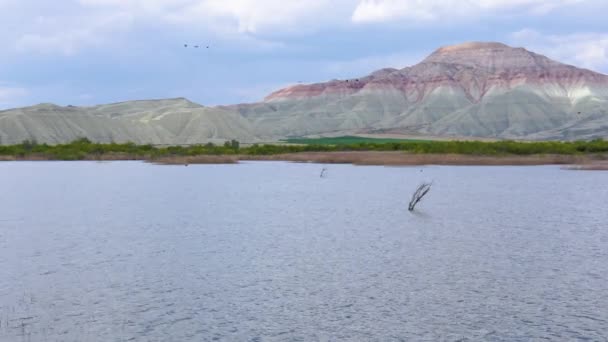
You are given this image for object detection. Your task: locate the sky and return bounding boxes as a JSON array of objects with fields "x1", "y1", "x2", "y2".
[{"x1": 1, "y1": 0, "x2": 608, "y2": 109}]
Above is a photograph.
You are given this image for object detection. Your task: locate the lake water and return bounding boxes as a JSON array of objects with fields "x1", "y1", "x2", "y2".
[{"x1": 1, "y1": 161, "x2": 607, "y2": 341}]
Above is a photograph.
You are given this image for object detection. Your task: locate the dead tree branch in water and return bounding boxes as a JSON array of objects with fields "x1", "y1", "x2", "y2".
[
  {"x1": 408, "y1": 183, "x2": 432, "y2": 211},
  {"x1": 320, "y1": 167, "x2": 328, "y2": 178}
]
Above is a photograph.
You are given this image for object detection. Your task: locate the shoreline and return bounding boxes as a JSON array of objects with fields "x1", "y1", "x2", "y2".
[
  {"x1": 238, "y1": 152, "x2": 589, "y2": 166},
  {"x1": 3, "y1": 151, "x2": 607, "y2": 168}
]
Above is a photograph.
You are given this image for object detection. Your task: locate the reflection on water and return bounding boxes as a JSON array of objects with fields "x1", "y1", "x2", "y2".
[{"x1": 1, "y1": 161, "x2": 608, "y2": 341}]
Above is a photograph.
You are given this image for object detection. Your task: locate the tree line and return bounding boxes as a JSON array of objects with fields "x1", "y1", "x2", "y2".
[{"x1": 0, "y1": 137, "x2": 607, "y2": 160}]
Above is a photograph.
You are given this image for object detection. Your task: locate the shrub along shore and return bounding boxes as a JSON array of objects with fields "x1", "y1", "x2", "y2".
[{"x1": 1, "y1": 138, "x2": 607, "y2": 166}]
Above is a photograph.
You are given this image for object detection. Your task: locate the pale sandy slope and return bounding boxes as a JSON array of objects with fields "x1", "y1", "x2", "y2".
[
  {"x1": 0, "y1": 98, "x2": 260, "y2": 145},
  {"x1": 1, "y1": 42, "x2": 607, "y2": 144},
  {"x1": 242, "y1": 42, "x2": 608, "y2": 141}
]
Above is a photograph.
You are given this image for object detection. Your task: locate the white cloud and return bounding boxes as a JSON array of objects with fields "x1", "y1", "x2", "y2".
[
  {"x1": 169, "y1": 0, "x2": 337, "y2": 34},
  {"x1": 78, "y1": 0, "x2": 347, "y2": 34},
  {"x1": 4, "y1": 0, "x2": 598, "y2": 56},
  {"x1": 510, "y1": 29, "x2": 608, "y2": 73},
  {"x1": 1, "y1": 0, "x2": 604, "y2": 70},
  {"x1": 5, "y1": 2, "x2": 135, "y2": 56},
  {"x1": 352, "y1": 0, "x2": 584, "y2": 23},
  {"x1": 5, "y1": 0, "x2": 351, "y2": 55},
  {"x1": 16, "y1": 15, "x2": 132, "y2": 55}
]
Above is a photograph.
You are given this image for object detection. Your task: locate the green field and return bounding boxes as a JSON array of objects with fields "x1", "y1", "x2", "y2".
[{"x1": 284, "y1": 136, "x2": 430, "y2": 145}]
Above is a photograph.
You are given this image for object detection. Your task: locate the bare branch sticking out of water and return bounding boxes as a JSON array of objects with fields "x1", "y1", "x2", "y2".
[
  {"x1": 408, "y1": 183, "x2": 432, "y2": 211},
  {"x1": 320, "y1": 167, "x2": 328, "y2": 178}
]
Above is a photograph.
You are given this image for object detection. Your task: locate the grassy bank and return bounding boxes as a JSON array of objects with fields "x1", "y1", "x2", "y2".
[
  {"x1": 240, "y1": 152, "x2": 592, "y2": 166},
  {"x1": 1, "y1": 138, "x2": 608, "y2": 165},
  {"x1": 284, "y1": 136, "x2": 430, "y2": 145}
]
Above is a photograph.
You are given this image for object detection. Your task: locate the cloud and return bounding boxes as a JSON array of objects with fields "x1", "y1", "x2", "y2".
[
  {"x1": 510, "y1": 29, "x2": 608, "y2": 73},
  {"x1": 4, "y1": 0, "x2": 352, "y2": 55},
  {"x1": 352, "y1": 0, "x2": 584, "y2": 23},
  {"x1": 5, "y1": 0, "x2": 597, "y2": 56},
  {"x1": 16, "y1": 14, "x2": 132, "y2": 55},
  {"x1": 167, "y1": 0, "x2": 339, "y2": 34},
  {"x1": 78, "y1": 0, "x2": 348, "y2": 34},
  {"x1": 3, "y1": 1, "x2": 135, "y2": 56}
]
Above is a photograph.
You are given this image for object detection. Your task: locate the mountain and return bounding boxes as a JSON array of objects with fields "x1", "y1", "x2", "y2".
[
  {"x1": 0, "y1": 98, "x2": 257, "y2": 145},
  {"x1": 236, "y1": 42, "x2": 608, "y2": 140},
  {"x1": 1, "y1": 42, "x2": 607, "y2": 144}
]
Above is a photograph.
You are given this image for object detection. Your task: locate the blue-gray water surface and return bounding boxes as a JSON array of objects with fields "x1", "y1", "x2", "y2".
[{"x1": 1, "y1": 161, "x2": 608, "y2": 341}]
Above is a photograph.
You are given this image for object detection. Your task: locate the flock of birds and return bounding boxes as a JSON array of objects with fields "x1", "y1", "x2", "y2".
[
  {"x1": 184, "y1": 44, "x2": 210, "y2": 49},
  {"x1": 180, "y1": 40, "x2": 445, "y2": 212},
  {"x1": 177, "y1": 41, "x2": 577, "y2": 210}
]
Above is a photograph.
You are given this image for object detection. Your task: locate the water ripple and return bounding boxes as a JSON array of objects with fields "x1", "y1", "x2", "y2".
[{"x1": 0, "y1": 162, "x2": 607, "y2": 341}]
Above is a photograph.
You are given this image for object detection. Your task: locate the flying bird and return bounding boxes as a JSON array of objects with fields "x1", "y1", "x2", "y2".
[{"x1": 183, "y1": 44, "x2": 209, "y2": 49}]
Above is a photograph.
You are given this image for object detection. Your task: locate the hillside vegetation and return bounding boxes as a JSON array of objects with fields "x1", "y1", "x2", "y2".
[
  {"x1": 284, "y1": 136, "x2": 430, "y2": 145},
  {"x1": 1, "y1": 138, "x2": 608, "y2": 161}
]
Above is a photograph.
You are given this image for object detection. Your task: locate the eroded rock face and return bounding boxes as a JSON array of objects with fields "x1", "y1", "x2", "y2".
[
  {"x1": 0, "y1": 98, "x2": 259, "y2": 145},
  {"x1": 2, "y1": 42, "x2": 607, "y2": 144},
  {"x1": 266, "y1": 42, "x2": 608, "y2": 104},
  {"x1": 257, "y1": 42, "x2": 608, "y2": 140}
]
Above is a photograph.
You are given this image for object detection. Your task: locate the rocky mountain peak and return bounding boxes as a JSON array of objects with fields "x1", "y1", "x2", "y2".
[
  {"x1": 422, "y1": 41, "x2": 559, "y2": 70},
  {"x1": 434, "y1": 41, "x2": 509, "y2": 53}
]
